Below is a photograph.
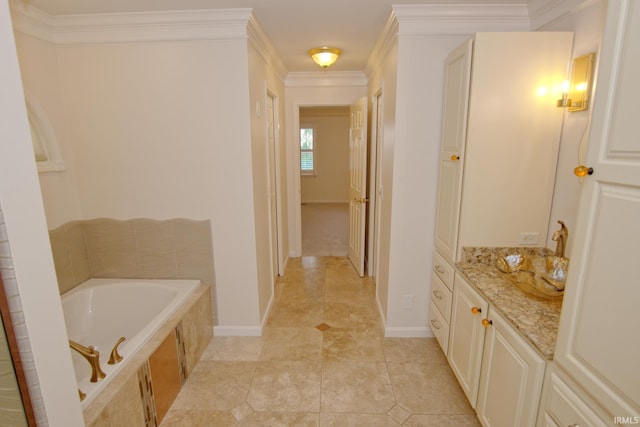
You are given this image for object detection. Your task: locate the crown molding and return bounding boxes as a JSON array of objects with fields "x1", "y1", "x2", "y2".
[
  {"x1": 247, "y1": 15, "x2": 288, "y2": 82},
  {"x1": 285, "y1": 71, "x2": 367, "y2": 88},
  {"x1": 365, "y1": 10, "x2": 399, "y2": 80},
  {"x1": 528, "y1": 0, "x2": 600, "y2": 30},
  {"x1": 10, "y1": 2, "x2": 253, "y2": 45},
  {"x1": 392, "y1": 4, "x2": 530, "y2": 35},
  {"x1": 364, "y1": 4, "x2": 529, "y2": 79}
]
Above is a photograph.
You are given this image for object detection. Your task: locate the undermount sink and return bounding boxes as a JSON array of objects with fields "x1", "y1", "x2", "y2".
[{"x1": 496, "y1": 253, "x2": 568, "y2": 299}]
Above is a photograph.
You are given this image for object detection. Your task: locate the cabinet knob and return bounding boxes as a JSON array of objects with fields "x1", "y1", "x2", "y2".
[
  {"x1": 481, "y1": 318, "x2": 493, "y2": 327},
  {"x1": 574, "y1": 165, "x2": 593, "y2": 177},
  {"x1": 433, "y1": 290, "x2": 444, "y2": 300},
  {"x1": 430, "y1": 319, "x2": 442, "y2": 330},
  {"x1": 471, "y1": 307, "x2": 481, "y2": 314},
  {"x1": 434, "y1": 265, "x2": 446, "y2": 274},
  {"x1": 451, "y1": 155, "x2": 460, "y2": 161}
]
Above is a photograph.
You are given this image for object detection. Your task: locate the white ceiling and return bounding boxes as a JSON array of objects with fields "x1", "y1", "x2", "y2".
[{"x1": 23, "y1": 0, "x2": 529, "y2": 72}]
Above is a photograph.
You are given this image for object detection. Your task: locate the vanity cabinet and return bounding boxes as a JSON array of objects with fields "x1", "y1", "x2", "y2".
[
  {"x1": 430, "y1": 32, "x2": 573, "y2": 352},
  {"x1": 450, "y1": 274, "x2": 546, "y2": 426}
]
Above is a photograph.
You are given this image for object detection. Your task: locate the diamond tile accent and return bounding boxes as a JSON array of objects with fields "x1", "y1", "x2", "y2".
[
  {"x1": 231, "y1": 402, "x2": 254, "y2": 421},
  {"x1": 388, "y1": 404, "x2": 411, "y2": 424},
  {"x1": 315, "y1": 323, "x2": 331, "y2": 332}
]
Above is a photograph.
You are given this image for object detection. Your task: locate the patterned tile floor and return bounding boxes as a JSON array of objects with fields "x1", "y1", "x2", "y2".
[{"x1": 161, "y1": 256, "x2": 480, "y2": 426}]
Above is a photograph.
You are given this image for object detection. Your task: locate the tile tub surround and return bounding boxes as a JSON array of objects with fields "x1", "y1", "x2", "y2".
[
  {"x1": 162, "y1": 257, "x2": 481, "y2": 426},
  {"x1": 456, "y1": 247, "x2": 562, "y2": 360},
  {"x1": 48, "y1": 218, "x2": 217, "y2": 322},
  {"x1": 84, "y1": 283, "x2": 213, "y2": 427}
]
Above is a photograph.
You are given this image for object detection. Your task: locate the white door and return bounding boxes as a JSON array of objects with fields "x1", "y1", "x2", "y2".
[
  {"x1": 266, "y1": 93, "x2": 279, "y2": 280},
  {"x1": 348, "y1": 96, "x2": 368, "y2": 276},
  {"x1": 554, "y1": 0, "x2": 640, "y2": 419},
  {"x1": 434, "y1": 39, "x2": 472, "y2": 263}
]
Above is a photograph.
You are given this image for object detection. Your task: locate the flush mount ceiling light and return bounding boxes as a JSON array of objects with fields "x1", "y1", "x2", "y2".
[{"x1": 308, "y1": 47, "x2": 342, "y2": 68}]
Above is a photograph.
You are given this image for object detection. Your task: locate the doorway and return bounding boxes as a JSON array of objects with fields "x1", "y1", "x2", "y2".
[{"x1": 299, "y1": 106, "x2": 350, "y2": 257}]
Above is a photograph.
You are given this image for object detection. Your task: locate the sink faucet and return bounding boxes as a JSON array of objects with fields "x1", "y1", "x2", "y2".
[
  {"x1": 69, "y1": 339, "x2": 106, "y2": 382},
  {"x1": 552, "y1": 220, "x2": 568, "y2": 258}
]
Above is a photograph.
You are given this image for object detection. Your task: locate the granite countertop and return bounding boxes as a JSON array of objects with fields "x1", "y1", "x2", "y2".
[{"x1": 456, "y1": 247, "x2": 563, "y2": 360}]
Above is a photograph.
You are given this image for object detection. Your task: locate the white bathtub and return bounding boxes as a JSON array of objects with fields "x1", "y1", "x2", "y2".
[{"x1": 61, "y1": 278, "x2": 200, "y2": 408}]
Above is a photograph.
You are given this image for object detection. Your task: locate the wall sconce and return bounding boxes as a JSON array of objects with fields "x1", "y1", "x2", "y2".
[
  {"x1": 308, "y1": 47, "x2": 341, "y2": 69},
  {"x1": 557, "y1": 53, "x2": 595, "y2": 111}
]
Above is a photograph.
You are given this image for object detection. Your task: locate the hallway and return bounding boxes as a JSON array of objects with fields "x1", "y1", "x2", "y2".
[{"x1": 162, "y1": 257, "x2": 479, "y2": 426}]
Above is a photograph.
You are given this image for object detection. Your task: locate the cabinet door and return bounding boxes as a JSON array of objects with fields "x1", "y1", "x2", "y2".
[
  {"x1": 476, "y1": 307, "x2": 546, "y2": 427},
  {"x1": 434, "y1": 39, "x2": 472, "y2": 262},
  {"x1": 448, "y1": 273, "x2": 487, "y2": 407},
  {"x1": 554, "y1": 0, "x2": 640, "y2": 419}
]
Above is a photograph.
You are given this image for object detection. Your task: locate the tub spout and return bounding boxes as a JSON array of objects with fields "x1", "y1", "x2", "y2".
[
  {"x1": 108, "y1": 336, "x2": 126, "y2": 365},
  {"x1": 69, "y1": 339, "x2": 106, "y2": 383}
]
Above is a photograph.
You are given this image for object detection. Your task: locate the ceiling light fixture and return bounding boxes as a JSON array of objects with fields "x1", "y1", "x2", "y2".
[{"x1": 308, "y1": 47, "x2": 342, "y2": 69}]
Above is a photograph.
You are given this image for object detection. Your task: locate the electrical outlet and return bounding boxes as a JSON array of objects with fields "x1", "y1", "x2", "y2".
[
  {"x1": 518, "y1": 232, "x2": 540, "y2": 245},
  {"x1": 402, "y1": 294, "x2": 414, "y2": 310}
]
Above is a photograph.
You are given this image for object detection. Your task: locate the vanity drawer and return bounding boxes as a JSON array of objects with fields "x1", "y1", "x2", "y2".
[
  {"x1": 433, "y1": 250, "x2": 454, "y2": 291},
  {"x1": 431, "y1": 272, "x2": 452, "y2": 322},
  {"x1": 544, "y1": 372, "x2": 608, "y2": 427},
  {"x1": 429, "y1": 301, "x2": 449, "y2": 355}
]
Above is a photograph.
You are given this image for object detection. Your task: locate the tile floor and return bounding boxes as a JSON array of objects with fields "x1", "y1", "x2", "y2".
[{"x1": 161, "y1": 257, "x2": 480, "y2": 426}]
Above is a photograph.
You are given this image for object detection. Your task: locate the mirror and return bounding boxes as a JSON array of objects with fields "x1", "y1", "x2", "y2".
[{"x1": 568, "y1": 53, "x2": 595, "y2": 112}]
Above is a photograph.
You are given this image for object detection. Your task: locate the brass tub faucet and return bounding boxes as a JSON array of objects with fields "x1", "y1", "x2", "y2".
[{"x1": 69, "y1": 339, "x2": 106, "y2": 383}]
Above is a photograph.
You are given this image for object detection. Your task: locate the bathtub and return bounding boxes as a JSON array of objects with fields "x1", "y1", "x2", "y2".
[{"x1": 61, "y1": 278, "x2": 201, "y2": 408}]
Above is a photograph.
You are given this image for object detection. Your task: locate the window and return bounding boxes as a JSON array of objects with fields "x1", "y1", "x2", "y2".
[{"x1": 300, "y1": 127, "x2": 315, "y2": 174}]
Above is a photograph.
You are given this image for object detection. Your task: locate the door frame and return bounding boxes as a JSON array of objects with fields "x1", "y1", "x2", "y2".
[
  {"x1": 368, "y1": 90, "x2": 383, "y2": 278},
  {"x1": 290, "y1": 100, "x2": 375, "y2": 267},
  {"x1": 292, "y1": 102, "x2": 349, "y2": 256},
  {"x1": 265, "y1": 90, "x2": 284, "y2": 277}
]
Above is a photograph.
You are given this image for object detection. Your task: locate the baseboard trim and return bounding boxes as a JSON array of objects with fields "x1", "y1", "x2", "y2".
[
  {"x1": 213, "y1": 325, "x2": 263, "y2": 337},
  {"x1": 384, "y1": 326, "x2": 433, "y2": 338}
]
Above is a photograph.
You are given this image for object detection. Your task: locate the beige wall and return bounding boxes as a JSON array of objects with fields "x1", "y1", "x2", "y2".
[
  {"x1": 12, "y1": 14, "x2": 277, "y2": 333},
  {"x1": 15, "y1": 33, "x2": 83, "y2": 228},
  {"x1": 300, "y1": 107, "x2": 350, "y2": 204}
]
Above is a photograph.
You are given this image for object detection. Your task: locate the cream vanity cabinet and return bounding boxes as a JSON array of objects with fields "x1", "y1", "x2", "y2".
[
  {"x1": 450, "y1": 274, "x2": 546, "y2": 427},
  {"x1": 537, "y1": 1, "x2": 640, "y2": 425},
  {"x1": 429, "y1": 31, "x2": 573, "y2": 354}
]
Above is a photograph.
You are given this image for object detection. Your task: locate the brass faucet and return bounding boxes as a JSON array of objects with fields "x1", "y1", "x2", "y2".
[
  {"x1": 552, "y1": 220, "x2": 569, "y2": 258},
  {"x1": 108, "y1": 336, "x2": 126, "y2": 365},
  {"x1": 69, "y1": 340, "x2": 106, "y2": 383}
]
